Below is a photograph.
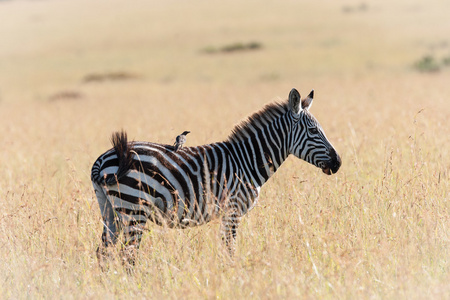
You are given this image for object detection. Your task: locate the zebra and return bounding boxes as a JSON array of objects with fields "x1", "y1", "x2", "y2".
[{"x1": 91, "y1": 88, "x2": 341, "y2": 265}]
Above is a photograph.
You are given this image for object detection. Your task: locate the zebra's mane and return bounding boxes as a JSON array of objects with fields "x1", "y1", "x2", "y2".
[{"x1": 226, "y1": 100, "x2": 289, "y2": 143}]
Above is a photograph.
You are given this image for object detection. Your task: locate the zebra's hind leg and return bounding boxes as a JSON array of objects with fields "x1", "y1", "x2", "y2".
[
  {"x1": 117, "y1": 212, "x2": 148, "y2": 269},
  {"x1": 93, "y1": 183, "x2": 120, "y2": 269},
  {"x1": 220, "y1": 207, "x2": 242, "y2": 257}
]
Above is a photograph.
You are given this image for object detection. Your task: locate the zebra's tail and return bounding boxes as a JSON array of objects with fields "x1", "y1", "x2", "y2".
[{"x1": 91, "y1": 130, "x2": 135, "y2": 186}]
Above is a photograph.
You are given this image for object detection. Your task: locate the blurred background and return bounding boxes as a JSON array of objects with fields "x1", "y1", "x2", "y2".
[{"x1": 1, "y1": 0, "x2": 448, "y2": 150}]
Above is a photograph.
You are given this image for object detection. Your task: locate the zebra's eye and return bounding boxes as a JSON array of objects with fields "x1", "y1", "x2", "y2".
[{"x1": 308, "y1": 127, "x2": 319, "y2": 135}]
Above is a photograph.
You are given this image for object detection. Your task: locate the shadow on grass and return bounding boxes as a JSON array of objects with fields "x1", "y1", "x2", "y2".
[
  {"x1": 82, "y1": 71, "x2": 142, "y2": 83},
  {"x1": 48, "y1": 90, "x2": 84, "y2": 102},
  {"x1": 201, "y1": 41, "x2": 263, "y2": 54}
]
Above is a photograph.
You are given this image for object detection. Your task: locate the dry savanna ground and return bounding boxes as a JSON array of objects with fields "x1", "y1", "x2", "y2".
[{"x1": 0, "y1": 0, "x2": 449, "y2": 298}]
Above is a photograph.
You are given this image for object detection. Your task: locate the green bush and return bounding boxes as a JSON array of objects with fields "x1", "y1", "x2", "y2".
[{"x1": 413, "y1": 55, "x2": 440, "y2": 72}]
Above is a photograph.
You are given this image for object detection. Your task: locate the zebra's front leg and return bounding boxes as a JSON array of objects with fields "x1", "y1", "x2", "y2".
[{"x1": 220, "y1": 207, "x2": 242, "y2": 257}]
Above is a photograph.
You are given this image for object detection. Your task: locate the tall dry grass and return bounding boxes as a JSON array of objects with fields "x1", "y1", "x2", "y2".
[{"x1": 0, "y1": 0, "x2": 449, "y2": 298}]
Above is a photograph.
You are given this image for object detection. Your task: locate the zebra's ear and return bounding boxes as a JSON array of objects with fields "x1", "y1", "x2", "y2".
[
  {"x1": 301, "y1": 90, "x2": 314, "y2": 111},
  {"x1": 288, "y1": 88, "x2": 301, "y2": 114}
]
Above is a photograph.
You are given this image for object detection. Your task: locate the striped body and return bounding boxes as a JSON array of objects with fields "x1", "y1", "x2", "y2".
[
  {"x1": 92, "y1": 141, "x2": 262, "y2": 229},
  {"x1": 91, "y1": 88, "x2": 341, "y2": 263}
]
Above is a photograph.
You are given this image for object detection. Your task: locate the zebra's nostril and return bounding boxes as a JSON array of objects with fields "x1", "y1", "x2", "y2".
[{"x1": 331, "y1": 153, "x2": 342, "y2": 173}]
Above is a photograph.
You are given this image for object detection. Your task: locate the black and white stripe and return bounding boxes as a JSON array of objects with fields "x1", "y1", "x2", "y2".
[{"x1": 91, "y1": 88, "x2": 341, "y2": 263}]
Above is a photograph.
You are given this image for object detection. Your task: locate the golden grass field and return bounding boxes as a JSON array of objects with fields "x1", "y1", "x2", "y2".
[{"x1": 0, "y1": 0, "x2": 449, "y2": 298}]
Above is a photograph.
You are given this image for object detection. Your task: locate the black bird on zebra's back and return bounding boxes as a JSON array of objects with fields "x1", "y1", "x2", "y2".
[{"x1": 174, "y1": 131, "x2": 190, "y2": 151}]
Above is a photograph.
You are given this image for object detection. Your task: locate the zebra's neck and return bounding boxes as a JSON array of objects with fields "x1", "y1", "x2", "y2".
[{"x1": 225, "y1": 117, "x2": 290, "y2": 188}]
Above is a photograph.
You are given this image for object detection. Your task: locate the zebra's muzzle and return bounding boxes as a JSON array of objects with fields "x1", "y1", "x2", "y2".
[
  {"x1": 321, "y1": 148, "x2": 341, "y2": 175},
  {"x1": 322, "y1": 166, "x2": 332, "y2": 175}
]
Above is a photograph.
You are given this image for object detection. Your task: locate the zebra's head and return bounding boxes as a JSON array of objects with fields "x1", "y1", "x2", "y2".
[{"x1": 288, "y1": 88, "x2": 341, "y2": 175}]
